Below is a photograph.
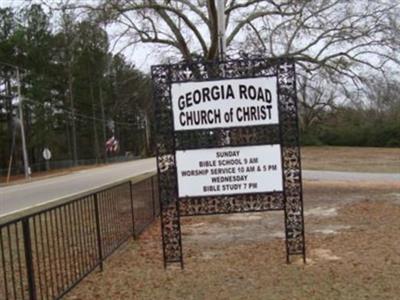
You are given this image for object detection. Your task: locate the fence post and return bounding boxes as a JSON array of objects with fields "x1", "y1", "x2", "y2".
[
  {"x1": 22, "y1": 218, "x2": 36, "y2": 300},
  {"x1": 129, "y1": 181, "x2": 136, "y2": 239},
  {"x1": 93, "y1": 194, "x2": 103, "y2": 271}
]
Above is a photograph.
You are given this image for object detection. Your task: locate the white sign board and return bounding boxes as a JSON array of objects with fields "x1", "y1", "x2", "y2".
[
  {"x1": 171, "y1": 76, "x2": 279, "y2": 131},
  {"x1": 176, "y1": 144, "x2": 283, "y2": 197},
  {"x1": 42, "y1": 148, "x2": 52, "y2": 160}
]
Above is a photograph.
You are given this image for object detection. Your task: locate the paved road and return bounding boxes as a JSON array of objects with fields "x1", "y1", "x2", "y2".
[
  {"x1": 0, "y1": 158, "x2": 156, "y2": 217},
  {"x1": 1, "y1": 158, "x2": 398, "y2": 217},
  {"x1": 303, "y1": 170, "x2": 399, "y2": 183}
]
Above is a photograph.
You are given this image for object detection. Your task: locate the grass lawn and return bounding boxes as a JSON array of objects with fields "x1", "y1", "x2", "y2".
[
  {"x1": 66, "y1": 180, "x2": 400, "y2": 300},
  {"x1": 301, "y1": 146, "x2": 400, "y2": 173}
]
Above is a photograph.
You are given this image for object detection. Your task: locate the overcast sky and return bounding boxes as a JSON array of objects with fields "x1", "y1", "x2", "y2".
[
  {"x1": 0, "y1": 0, "x2": 158, "y2": 73},
  {"x1": 2, "y1": 0, "x2": 398, "y2": 80}
]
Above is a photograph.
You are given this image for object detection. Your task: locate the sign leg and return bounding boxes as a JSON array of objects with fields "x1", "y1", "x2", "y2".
[
  {"x1": 282, "y1": 146, "x2": 306, "y2": 263},
  {"x1": 161, "y1": 200, "x2": 183, "y2": 268}
]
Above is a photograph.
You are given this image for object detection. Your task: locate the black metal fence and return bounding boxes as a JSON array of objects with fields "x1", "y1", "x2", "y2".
[{"x1": 0, "y1": 173, "x2": 159, "y2": 300}]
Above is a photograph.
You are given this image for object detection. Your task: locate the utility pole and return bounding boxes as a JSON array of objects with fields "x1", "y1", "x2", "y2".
[
  {"x1": 217, "y1": 0, "x2": 226, "y2": 60},
  {"x1": 16, "y1": 67, "x2": 30, "y2": 179},
  {"x1": 6, "y1": 125, "x2": 17, "y2": 183}
]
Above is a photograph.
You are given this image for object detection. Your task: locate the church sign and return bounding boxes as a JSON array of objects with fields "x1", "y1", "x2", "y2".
[
  {"x1": 176, "y1": 144, "x2": 283, "y2": 197},
  {"x1": 171, "y1": 77, "x2": 279, "y2": 130},
  {"x1": 152, "y1": 58, "x2": 306, "y2": 268}
]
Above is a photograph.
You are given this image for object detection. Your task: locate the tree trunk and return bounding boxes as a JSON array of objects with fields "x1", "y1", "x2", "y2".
[
  {"x1": 68, "y1": 72, "x2": 78, "y2": 166},
  {"x1": 89, "y1": 80, "x2": 100, "y2": 163},
  {"x1": 99, "y1": 85, "x2": 107, "y2": 163},
  {"x1": 5, "y1": 77, "x2": 13, "y2": 167}
]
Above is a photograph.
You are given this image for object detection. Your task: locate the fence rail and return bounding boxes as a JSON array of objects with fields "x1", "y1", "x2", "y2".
[{"x1": 0, "y1": 172, "x2": 159, "y2": 300}]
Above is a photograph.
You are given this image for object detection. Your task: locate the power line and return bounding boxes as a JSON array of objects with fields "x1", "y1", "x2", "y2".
[
  {"x1": 0, "y1": 61, "x2": 150, "y2": 94},
  {"x1": 0, "y1": 61, "x2": 145, "y2": 127},
  {"x1": 22, "y1": 98, "x2": 139, "y2": 127}
]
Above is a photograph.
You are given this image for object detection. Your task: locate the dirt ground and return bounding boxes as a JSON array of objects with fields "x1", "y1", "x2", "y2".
[
  {"x1": 66, "y1": 180, "x2": 400, "y2": 300},
  {"x1": 301, "y1": 146, "x2": 400, "y2": 173}
]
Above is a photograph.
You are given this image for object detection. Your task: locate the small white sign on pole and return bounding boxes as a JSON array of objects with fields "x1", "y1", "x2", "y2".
[
  {"x1": 176, "y1": 144, "x2": 283, "y2": 197},
  {"x1": 42, "y1": 148, "x2": 52, "y2": 160},
  {"x1": 171, "y1": 76, "x2": 279, "y2": 131}
]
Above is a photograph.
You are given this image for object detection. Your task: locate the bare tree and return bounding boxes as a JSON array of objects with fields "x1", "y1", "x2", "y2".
[
  {"x1": 297, "y1": 72, "x2": 337, "y2": 132},
  {"x1": 60, "y1": 0, "x2": 400, "y2": 83},
  {"x1": 241, "y1": 0, "x2": 400, "y2": 85},
  {"x1": 362, "y1": 76, "x2": 400, "y2": 119}
]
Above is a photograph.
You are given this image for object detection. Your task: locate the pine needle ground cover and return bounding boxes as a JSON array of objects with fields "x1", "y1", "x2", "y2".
[{"x1": 67, "y1": 180, "x2": 400, "y2": 300}]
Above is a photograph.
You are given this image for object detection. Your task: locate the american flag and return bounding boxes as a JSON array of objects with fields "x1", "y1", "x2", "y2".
[{"x1": 105, "y1": 136, "x2": 119, "y2": 153}]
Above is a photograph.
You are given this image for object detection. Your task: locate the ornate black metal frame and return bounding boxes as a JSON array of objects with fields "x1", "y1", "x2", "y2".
[{"x1": 152, "y1": 57, "x2": 305, "y2": 268}]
